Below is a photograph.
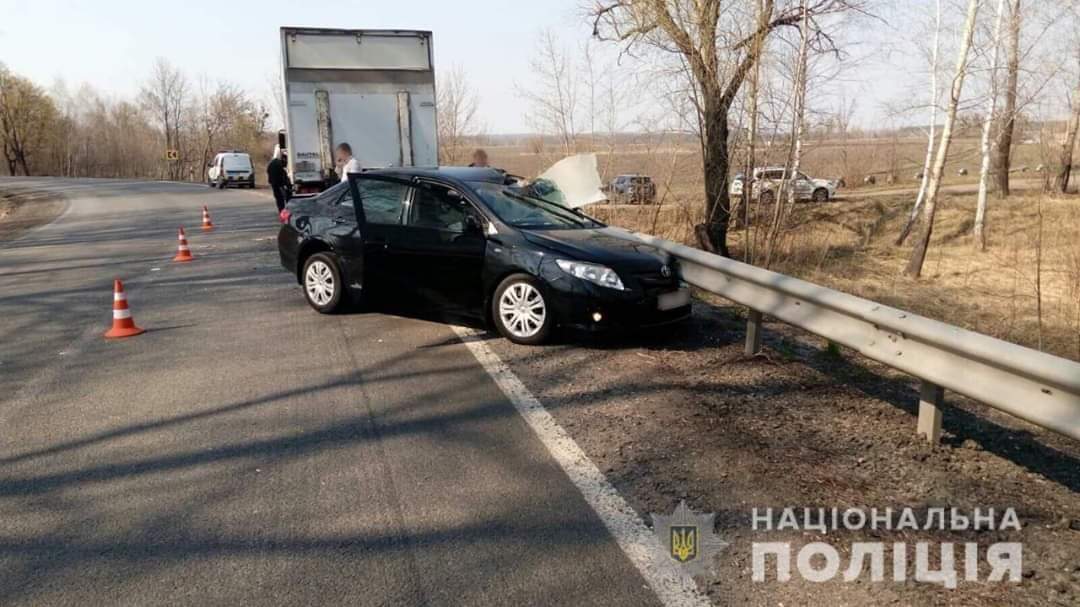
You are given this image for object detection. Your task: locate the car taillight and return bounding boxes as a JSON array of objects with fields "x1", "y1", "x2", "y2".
[{"x1": 279, "y1": 209, "x2": 291, "y2": 224}]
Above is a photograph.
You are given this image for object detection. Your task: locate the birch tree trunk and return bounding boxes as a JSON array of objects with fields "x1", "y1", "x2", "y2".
[
  {"x1": 974, "y1": 0, "x2": 1008, "y2": 250},
  {"x1": 905, "y1": 0, "x2": 981, "y2": 278},
  {"x1": 896, "y1": 0, "x2": 942, "y2": 246},
  {"x1": 763, "y1": 1, "x2": 810, "y2": 268},
  {"x1": 993, "y1": 0, "x2": 1021, "y2": 197},
  {"x1": 1058, "y1": 83, "x2": 1080, "y2": 193},
  {"x1": 786, "y1": 2, "x2": 811, "y2": 211},
  {"x1": 742, "y1": 0, "x2": 769, "y2": 263}
]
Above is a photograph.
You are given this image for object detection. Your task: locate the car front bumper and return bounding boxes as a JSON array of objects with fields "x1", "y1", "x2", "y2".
[{"x1": 542, "y1": 274, "x2": 691, "y2": 332}]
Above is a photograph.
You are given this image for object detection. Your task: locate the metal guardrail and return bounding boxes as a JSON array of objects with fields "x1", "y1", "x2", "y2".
[{"x1": 623, "y1": 231, "x2": 1080, "y2": 444}]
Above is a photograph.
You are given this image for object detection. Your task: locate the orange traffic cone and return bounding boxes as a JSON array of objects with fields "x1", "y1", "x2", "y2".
[
  {"x1": 173, "y1": 227, "x2": 194, "y2": 262},
  {"x1": 105, "y1": 279, "x2": 145, "y2": 339},
  {"x1": 201, "y1": 205, "x2": 214, "y2": 231}
]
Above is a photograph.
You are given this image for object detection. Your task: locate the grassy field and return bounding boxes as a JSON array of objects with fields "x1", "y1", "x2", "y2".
[{"x1": 485, "y1": 139, "x2": 1080, "y2": 362}]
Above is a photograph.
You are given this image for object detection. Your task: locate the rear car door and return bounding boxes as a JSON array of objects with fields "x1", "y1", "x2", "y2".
[
  {"x1": 339, "y1": 175, "x2": 410, "y2": 294},
  {"x1": 392, "y1": 181, "x2": 487, "y2": 315}
]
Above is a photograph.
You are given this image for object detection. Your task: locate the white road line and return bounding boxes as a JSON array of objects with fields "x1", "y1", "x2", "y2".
[{"x1": 452, "y1": 326, "x2": 711, "y2": 607}]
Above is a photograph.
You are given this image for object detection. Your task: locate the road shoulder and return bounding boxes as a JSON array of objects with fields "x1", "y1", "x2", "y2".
[{"x1": 0, "y1": 187, "x2": 67, "y2": 242}]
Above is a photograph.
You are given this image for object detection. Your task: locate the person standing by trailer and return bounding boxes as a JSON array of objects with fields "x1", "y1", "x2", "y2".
[
  {"x1": 336, "y1": 143, "x2": 362, "y2": 182},
  {"x1": 267, "y1": 150, "x2": 291, "y2": 212}
]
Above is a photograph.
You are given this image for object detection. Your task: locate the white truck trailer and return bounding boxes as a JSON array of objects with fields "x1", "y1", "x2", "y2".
[{"x1": 279, "y1": 27, "x2": 438, "y2": 193}]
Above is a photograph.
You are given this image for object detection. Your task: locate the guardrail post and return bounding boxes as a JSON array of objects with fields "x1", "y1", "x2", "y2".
[
  {"x1": 745, "y1": 309, "x2": 763, "y2": 355},
  {"x1": 916, "y1": 381, "x2": 944, "y2": 444}
]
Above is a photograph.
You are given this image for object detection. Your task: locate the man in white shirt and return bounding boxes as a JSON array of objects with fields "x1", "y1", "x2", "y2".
[{"x1": 335, "y1": 143, "x2": 362, "y2": 182}]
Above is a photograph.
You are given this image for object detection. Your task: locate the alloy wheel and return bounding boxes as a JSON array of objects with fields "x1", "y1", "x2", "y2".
[
  {"x1": 305, "y1": 260, "x2": 335, "y2": 307},
  {"x1": 498, "y1": 282, "x2": 546, "y2": 339}
]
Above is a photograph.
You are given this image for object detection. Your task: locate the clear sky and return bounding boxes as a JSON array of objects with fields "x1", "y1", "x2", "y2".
[
  {"x1": 0, "y1": 0, "x2": 594, "y2": 133},
  {"x1": 7, "y1": 0, "x2": 1061, "y2": 135}
]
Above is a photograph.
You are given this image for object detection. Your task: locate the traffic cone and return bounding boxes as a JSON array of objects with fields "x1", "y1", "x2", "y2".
[
  {"x1": 173, "y1": 227, "x2": 194, "y2": 262},
  {"x1": 105, "y1": 279, "x2": 145, "y2": 339},
  {"x1": 201, "y1": 205, "x2": 214, "y2": 231}
]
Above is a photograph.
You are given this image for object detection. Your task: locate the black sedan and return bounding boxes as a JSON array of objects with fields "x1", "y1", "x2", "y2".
[{"x1": 277, "y1": 167, "x2": 690, "y2": 345}]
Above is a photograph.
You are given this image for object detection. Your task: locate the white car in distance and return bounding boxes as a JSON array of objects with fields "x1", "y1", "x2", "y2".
[
  {"x1": 730, "y1": 167, "x2": 839, "y2": 203},
  {"x1": 208, "y1": 152, "x2": 255, "y2": 189}
]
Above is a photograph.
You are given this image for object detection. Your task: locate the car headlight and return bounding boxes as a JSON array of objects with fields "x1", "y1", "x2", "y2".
[{"x1": 556, "y1": 259, "x2": 626, "y2": 291}]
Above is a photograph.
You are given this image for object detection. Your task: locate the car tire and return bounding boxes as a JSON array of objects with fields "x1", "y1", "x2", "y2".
[
  {"x1": 302, "y1": 252, "x2": 346, "y2": 314},
  {"x1": 812, "y1": 188, "x2": 830, "y2": 202},
  {"x1": 217, "y1": 178, "x2": 226, "y2": 190},
  {"x1": 492, "y1": 274, "x2": 553, "y2": 346},
  {"x1": 760, "y1": 190, "x2": 775, "y2": 205}
]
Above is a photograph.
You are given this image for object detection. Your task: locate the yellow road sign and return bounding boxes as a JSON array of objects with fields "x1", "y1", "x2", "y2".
[{"x1": 165, "y1": 149, "x2": 179, "y2": 161}]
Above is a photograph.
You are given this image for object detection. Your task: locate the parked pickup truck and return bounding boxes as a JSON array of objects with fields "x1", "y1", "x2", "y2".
[{"x1": 279, "y1": 27, "x2": 438, "y2": 194}]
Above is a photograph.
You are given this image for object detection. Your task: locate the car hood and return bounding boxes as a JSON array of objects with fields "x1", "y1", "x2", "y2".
[{"x1": 520, "y1": 227, "x2": 669, "y2": 271}]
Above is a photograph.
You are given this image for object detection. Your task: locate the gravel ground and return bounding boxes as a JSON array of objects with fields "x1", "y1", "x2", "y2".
[
  {"x1": 0, "y1": 187, "x2": 66, "y2": 242},
  {"x1": 486, "y1": 296, "x2": 1080, "y2": 606}
]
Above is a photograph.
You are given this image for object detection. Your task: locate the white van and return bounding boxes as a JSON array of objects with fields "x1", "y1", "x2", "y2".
[{"x1": 207, "y1": 152, "x2": 256, "y2": 189}]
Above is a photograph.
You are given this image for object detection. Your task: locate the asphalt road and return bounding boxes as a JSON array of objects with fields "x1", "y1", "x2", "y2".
[{"x1": 0, "y1": 178, "x2": 662, "y2": 606}]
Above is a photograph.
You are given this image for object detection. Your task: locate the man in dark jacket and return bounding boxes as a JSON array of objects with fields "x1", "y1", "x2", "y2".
[{"x1": 267, "y1": 153, "x2": 290, "y2": 212}]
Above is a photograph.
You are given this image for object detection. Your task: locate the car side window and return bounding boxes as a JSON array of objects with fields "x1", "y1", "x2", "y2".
[
  {"x1": 316, "y1": 182, "x2": 348, "y2": 206},
  {"x1": 408, "y1": 185, "x2": 469, "y2": 233},
  {"x1": 352, "y1": 181, "x2": 406, "y2": 224}
]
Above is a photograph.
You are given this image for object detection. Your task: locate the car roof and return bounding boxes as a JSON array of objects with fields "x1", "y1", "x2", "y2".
[{"x1": 360, "y1": 166, "x2": 509, "y2": 185}]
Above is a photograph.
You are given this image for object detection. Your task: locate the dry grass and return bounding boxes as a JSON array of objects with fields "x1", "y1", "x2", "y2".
[
  {"x1": 767, "y1": 192, "x2": 1080, "y2": 361},
  {"x1": 596, "y1": 190, "x2": 1080, "y2": 362}
]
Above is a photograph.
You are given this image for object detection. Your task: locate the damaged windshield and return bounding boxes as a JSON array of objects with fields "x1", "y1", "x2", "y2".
[{"x1": 472, "y1": 183, "x2": 602, "y2": 230}]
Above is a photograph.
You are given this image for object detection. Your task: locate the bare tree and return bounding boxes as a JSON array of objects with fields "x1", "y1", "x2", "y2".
[
  {"x1": 436, "y1": 65, "x2": 482, "y2": 165},
  {"x1": 764, "y1": 0, "x2": 813, "y2": 267},
  {"x1": 993, "y1": 0, "x2": 1022, "y2": 196},
  {"x1": 591, "y1": 0, "x2": 864, "y2": 256},
  {"x1": 195, "y1": 80, "x2": 266, "y2": 174},
  {"x1": 905, "y1": 0, "x2": 982, "y2": 278},
  {"x1": 1057, "y1": 8, "x2": 1080, "y2": 193},
  {"x1": 518, "y1": 29, "x2": 579, "y2": 157},
  {"x1": 1058, "y1": 82, "x2": 1080, "y2": 193},
  {"x1": 974, "y1": 0, "x2": 1009, "y2": 250},
  {"x1": 896, "y1": 0, "x2": 942, "y2": 246},
  {"x1": 0, "y1": 64, "x2": 57, "y2": 176},
  {"x1": 139, "y1": 58, "x2": 188, "y2": 180},
  {"x1": 264, "y1": 66, "x2": 287, "y2": 132},
  {"x1": 742, "y1": 0, "x2": 772, "y2": 262}
]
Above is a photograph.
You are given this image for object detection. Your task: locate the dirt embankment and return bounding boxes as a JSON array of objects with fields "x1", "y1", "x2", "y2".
[
  {"x1": 0, "y1": 188, "x2": 66, "y2": 242},
  {"x1": 489, "y1": 302, "x2": 1080, "y2": 606}
]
